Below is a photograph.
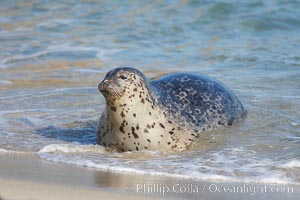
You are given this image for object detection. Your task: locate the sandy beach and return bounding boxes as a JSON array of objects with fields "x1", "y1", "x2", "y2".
[
  {"x1": 0, "y1": 153, "x2": 161, "y2": 200},
  {"x1": 0, "y1": 179, "x2": 152, "y2": 200},
  {"x1": 0, "y1": 153, "x2": 299, "y2": 200}
]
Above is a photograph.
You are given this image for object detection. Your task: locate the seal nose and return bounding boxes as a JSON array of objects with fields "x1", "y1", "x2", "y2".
[{"x1": 98, "y1": 79, "x2": 111, "y2": 95}]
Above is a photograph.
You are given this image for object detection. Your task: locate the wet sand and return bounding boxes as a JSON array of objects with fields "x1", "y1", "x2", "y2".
[
  {"x1": 0, "y1": 154, "x2": 299, "y2": 200},
  {"x1": 0, "y1": 153, "x2": 161, "y2": 200},
  {"x1": 0, "y1": 179, "x2": 153, "y2": 200}
]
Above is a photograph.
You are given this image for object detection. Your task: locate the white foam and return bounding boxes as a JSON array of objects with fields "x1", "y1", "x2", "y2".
[
  {"x1": 38, "y1": 153, "x2": 296, "y2": 185},
  {"x1": 280, "y1": 160, "x2": 300, "y2": 168},
  {"x1": 37, "y1": 146, "x2": 299, "y2": 185},
  {"x1": 38, "y1": 144, "x2": 106, "y2": 154}
]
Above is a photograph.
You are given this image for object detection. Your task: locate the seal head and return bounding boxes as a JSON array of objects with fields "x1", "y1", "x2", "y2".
[{"x1": 98, "y1": 67, "x2": 149, "y2": 105}]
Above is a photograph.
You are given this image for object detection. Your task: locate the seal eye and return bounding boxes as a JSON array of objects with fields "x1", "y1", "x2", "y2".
[{"x1": 120, "y1": 75, "x2": 127, "y2": 80}]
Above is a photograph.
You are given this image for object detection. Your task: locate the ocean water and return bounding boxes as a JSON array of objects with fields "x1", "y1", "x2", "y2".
[{"x1": 0, "y1": 0, "x2": 299, "y2": 185}]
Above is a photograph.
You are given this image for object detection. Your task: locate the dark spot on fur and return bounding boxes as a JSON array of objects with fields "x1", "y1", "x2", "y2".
[
  {"x1": 144, "y1": 129, "x2": 149, "y2": 133},
  {"x1": 147, "y1": 139, "x2": 151, "y2": 142},
  {"x1": 133, "y1": 113, "x2": 136, "y2": 117},
  {"x1": 132, "y1": 132, "x2": 139, "y2": 139},
  {"x1": 133, "y1": 88, "x2": 137, "y2": 92},
  {"x1": 159, "y1": 123, "x2": 165, "y2": 129},
  {"x1": 167, "y1": 142, "x2": 171, "y2": 145},
  {"x1": 111, "y1": 107, "x2": 116, "y2": 112},
  {"x1": 146, "y1": 124, "x2": 151, "y2": 129},
  {"x1": 136, "y1": 146, "x2": 139, "y2": 151},
  {"x1": 120, "y1": 111, "x2": 125, "y2": 118},
  {"x1": 151, "y1": 123, "x2": 155, "y2": 128},
  {"x1": 169, "y1": 131, "x2": 174, "y2": 135},
  {"x1": 119, "y1": 126, "x2": 125, "y2": 133},
  {"x1": 149, "y1": 112, "x2": 151, "y2": 115}
]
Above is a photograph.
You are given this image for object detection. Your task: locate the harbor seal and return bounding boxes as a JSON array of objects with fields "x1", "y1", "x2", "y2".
[{"x1": 97, "y1": 67, "x2": 246, "y2": 152}]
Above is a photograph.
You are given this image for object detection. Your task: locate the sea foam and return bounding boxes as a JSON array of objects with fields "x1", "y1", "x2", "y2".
[{"x1": 37, "y1": 144, "x2": 299, "y2": 185}]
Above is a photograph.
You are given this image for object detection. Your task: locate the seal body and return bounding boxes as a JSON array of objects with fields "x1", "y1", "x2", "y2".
[{"x1": 97, "y1": 67, "x2": 246, "y2": 152}]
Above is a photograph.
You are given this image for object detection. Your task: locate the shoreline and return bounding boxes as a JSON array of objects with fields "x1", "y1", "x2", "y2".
[{"x1": 0, "y1": 153, "x2": 299, "y2": 200}]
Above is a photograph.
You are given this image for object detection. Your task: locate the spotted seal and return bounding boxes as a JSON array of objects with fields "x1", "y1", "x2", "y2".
[{"x1": 97, "y1": 67, "x2": 246, "y2": 152}]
